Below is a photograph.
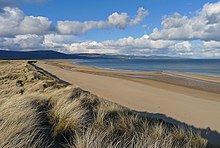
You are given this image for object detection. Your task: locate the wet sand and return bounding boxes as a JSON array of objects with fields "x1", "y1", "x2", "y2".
[{"x1": 36, "y1": 60, "x2": 220, "y2": 134}]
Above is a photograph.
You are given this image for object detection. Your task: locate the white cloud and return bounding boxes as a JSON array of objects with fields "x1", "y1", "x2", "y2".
[
  {"x1": 0, "y1": 34, "x2": 44, "y2": 49},
  {"x1": 0, "y1": 6, "x2": 147, "y2": 36},
  {"x1": 15, "y1": 34, "x2": 44, "y2": 49},
  {"x1": 20, "y1": 16, "x2": 51, "y2": 34},
  {"x1": 44, "y1": 34, "x2": 174, "y2": 55},
  {"x1": 42, "y1": 34, "x2": 220, "y2": 58},
  {"x1": 203, "y1": 40, "x2": 220, "y2": 48},
  {"x1": 0, "y1": 2, "x2": 219, "y2": 58},
  {"x1": 57, "y1": 7, "x2": 148, "y2": 35},
  {"x1": 44, "y1": 34, "x2": 77, "y2": 44},
  {"x1": 0, "y1": 7, "x2": 51, "y2": 36},
  {"x1": 169, "y1": 41, "x2": 192, "y2": 51},
  {"x1": 150, "y1": 1, "x2": 220, "y2": 41},
  {"x1": 63, "y1": 41, "x2": 118, "y2": 54},
  {"x1": 57, "y1": 21, "x2": 110, "y2": 35},
  {"x1": 43, "y1": 34, "x2": 79, "y2": 51},
  {"x1": 168, "y1": 41, "x2": 193, "y2": 56},
  {"x1": 167, "y1": 41, "x2": 220, "y2": 58},
  {"x1": 196, "y1": 49, "x2": 220, "y2": 58},
  {"x1": 1, "y1": 33, "x2": 219, "y2": 58},
  {"x1": 108, "y1": 12, "x2": 130, "y2": 29},
  {"x1": 130, "y1": 7, "x2": 149, "y2": 25},
  {"x1": 111, "y1": 34, "x2": 174, "y2": 50}
]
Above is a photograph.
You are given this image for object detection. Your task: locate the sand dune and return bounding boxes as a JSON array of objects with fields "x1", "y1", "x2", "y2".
[
  {"x1": 36, "y1": 60, "x2": 220, "y2": 135},
  {"x1": 0, "y1": 60, "x2": 209, "y2": 147}
]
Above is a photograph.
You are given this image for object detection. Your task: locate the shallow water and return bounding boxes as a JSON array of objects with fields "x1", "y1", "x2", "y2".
[{"x1": 72, "y1": 58, "x2": 220, "y2": 76}]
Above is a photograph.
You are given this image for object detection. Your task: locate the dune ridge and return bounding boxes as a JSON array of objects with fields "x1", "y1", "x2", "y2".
[
  {"x1": 0, "y1": 60, "x2": 211, "y2": 147},
  {"x1": 36, "y1": 61, "x2": 220, "y2": 131}
]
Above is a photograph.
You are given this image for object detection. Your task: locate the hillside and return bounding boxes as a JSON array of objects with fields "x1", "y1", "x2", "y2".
[
  {"x1": 0, "y1": 50, "x2": 178, "y2": 60},
  {"x1": 0, "y1": 50, "x2": 75, "y2": 60}
]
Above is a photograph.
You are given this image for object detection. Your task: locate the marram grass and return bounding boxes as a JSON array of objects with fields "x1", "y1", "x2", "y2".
[{"x1": 0, "y1": 61, "x2": 208, "y2": 147}]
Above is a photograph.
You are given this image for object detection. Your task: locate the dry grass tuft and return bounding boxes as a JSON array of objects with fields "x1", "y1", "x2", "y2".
[{"x1": 0, "y1": 61, "x2": 209, "y2": 147}]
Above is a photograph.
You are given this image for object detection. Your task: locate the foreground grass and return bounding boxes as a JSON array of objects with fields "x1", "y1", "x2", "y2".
[{"x1": 0, "y1": 61, "x2": 208, "y2": 147}]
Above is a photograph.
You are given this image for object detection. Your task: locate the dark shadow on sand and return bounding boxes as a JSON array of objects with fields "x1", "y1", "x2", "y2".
[{"x1": 28, "y1": 61, "x2": 71, "y2": 86}]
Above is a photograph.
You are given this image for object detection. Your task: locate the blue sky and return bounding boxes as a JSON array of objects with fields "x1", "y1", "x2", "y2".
[
  {"x1": 0, "y1": 0, "x2": 220, "y2": 58},
  {"x1": 19, "y1": 0, "x2": 217, "y2": 41}
]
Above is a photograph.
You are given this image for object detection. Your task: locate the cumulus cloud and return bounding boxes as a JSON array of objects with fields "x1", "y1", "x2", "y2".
[
  {"x1": 44, "y1": 34, "x2": 174, "y2": 55},
  {"x1": 43, "y1": 34, "x2": 80, "y2": 52},
  {"x1": 0, "y1": 7, "x2": 51, "y2": 36},
  {"x1": 1, "y1": 5, "x2": 147, "y2": 36},
  {"x1": 168, "y1": 41, "x2": 193, "y2": 56},
  {"x1": 44, "y1": 34, "x2": 77, "y2": 44},
  {"x1": 111, "y1": 34, "x2": 174, "y2": 49},
  {"x1": 1, "y1": 33, "x2": 219, "y2": 58},
  {"x1": 42, "y1": 34, "x2": 220, "y2": 58},
  {"x1": 150, "y1": 1, "x2": 220, "y2": 41},
  {"x1": 194, "y1": 48, "x2": 220, "y2": 58},
  {"x1": 57, "y1": 7, "x2": 148, "y2": 35},
  {"x1": 203, "y1": 40, "x2": 220, "y2": 48},
  {"x1": 63, "y1": 41, "x2": 118, "y2": 54},
  {"x1": 108, "y1": 7, "x2": 148, "y2": 29},
  {"x1": 57, "y1": 21, "x2": 110, "y2": 35},
  {"x1": 0, "y1": 34, "x2": 44, "y2": 49},
  {"x1": 20, "y1": 16, "x2": 51, "y2": 34},
  {"x1": 0, "y1": 1, "x2": 219, "y2": 58},
  {"x1": 108, "y1": 12, "x2": 130, "y2": 29},
  {"x1": 130, "y1": 7, "x2": 149, "y2": 25}
]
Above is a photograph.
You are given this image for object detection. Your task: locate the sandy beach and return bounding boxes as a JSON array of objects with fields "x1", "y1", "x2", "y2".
[{"x1": 36, "y1": 60, "x2": 220, "y2": 136}]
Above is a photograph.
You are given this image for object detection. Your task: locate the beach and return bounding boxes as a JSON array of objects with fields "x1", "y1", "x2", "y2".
[
  {"x1": 36, "y1": 60, "x2": 220, "y2": 135},
  {"x1": 1, "y1": 60, "x2": 211, "y2": 147}
]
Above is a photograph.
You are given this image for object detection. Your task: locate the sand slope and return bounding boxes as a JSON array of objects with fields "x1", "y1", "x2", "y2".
[
  {"x1": 36, "y1": 61, "x2": 220, "y2": 134},
  {"x1": 0, "y1": 60, "x2": 209, "y2": 147}
]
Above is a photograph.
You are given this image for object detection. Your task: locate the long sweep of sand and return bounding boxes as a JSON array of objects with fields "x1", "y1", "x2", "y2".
[{"x1": 36, "y1": 61, "x2": 220, "y2": 134}]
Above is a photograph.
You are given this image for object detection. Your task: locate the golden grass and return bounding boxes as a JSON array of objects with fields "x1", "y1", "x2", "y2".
[{"x1": 0, "y1": 60, "x2": 208, "y2": 147}]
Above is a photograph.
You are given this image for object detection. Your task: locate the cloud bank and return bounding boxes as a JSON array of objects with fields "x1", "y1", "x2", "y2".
[
  {"x1": 150, "y1": 1, "x2": 220, "y2": 41},
  {"x1": 0, "y1": 1, "x2": 220, "y2": 58}
]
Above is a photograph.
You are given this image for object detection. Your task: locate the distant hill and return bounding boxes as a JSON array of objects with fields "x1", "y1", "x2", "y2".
[
  {"x1": 0, "y1": 50, "x2": 178, "y2": 60},
  {"x1": 0, "y1": 50, "x2": 106, "y2": 60},
  {"x1": 0, "y1": 50, "x2": 69, "y2": 60}
]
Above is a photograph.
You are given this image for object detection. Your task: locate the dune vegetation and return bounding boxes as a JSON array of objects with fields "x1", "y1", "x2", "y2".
[{"x1": 0, "y1": 60, "x2": 209, "y2": 148}]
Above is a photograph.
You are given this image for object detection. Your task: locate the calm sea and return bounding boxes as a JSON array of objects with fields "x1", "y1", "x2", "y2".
[{"x1": 72, "y1": 58, "x2": 220, "y2": 76}]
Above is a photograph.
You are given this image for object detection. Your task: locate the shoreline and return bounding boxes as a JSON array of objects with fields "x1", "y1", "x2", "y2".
[
  {"x1": 1, "y1": 60, "x2": 215, "y2": 147},
  {"x1": 71, "y1": 59, "x2": 220, "y2": 78},
  {"x1": 35, "y1": 60, "x2": 220, "y2": 135},
  {"x1": 46, "y1": 60, "x2": 220, "y2": 95}
]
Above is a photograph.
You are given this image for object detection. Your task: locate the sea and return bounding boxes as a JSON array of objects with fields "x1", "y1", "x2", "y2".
[{"x1": 71, "y1": 58, "x2": 220, "y2": 77}]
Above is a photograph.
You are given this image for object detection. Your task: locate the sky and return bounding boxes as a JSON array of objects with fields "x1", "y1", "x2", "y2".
[{"x1": 0, "y1": 0, "x2": 220, "y2": 58}]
